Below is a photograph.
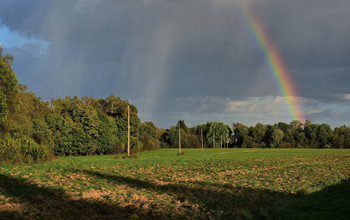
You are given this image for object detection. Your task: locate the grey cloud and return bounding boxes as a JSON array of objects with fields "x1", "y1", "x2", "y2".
[{"x1": 1, "y1": 0, "x2": 350, "y2": 127}]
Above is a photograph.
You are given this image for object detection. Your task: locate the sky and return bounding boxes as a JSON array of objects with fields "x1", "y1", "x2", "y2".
[{"x1": 0, "y1": 0, "x2": 350, "y2": 129}]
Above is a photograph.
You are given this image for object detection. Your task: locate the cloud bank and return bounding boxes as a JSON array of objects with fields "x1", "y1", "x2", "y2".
[{"x1": 0, "y1": 0, "x2": 350, "y2": 128}]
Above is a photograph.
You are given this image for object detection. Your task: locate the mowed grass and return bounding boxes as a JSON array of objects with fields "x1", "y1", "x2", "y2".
[{"x1": 0, "y1": 148, "x2": 349, "y2": 219}]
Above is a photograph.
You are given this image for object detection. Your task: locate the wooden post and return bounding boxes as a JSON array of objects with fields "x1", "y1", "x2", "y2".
[
  {"x1": 127, "y1": 105, "x2": 130, "y2": 157},
  {"x1": 213, "y1": 133, "x2": 215, "y2": 149},
  {"x1": 179, "y1": 123, "x2": 181, "y2": 154},
  {"x1": 201, "y1": 127, "x2": 204, "y2": 151},
  {"x1": 221, "y1": 135, "x2": 222, "y2": 148}
]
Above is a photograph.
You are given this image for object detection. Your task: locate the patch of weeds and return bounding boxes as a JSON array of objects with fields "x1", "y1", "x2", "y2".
[
  {"x1": 115, "y1": 153, "x2": 138, "y2": 159},
  {"x1": 130, "y1": 213, "x2": 139, "y2": 220}
]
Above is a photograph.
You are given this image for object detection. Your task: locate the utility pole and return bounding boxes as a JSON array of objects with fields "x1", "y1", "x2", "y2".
[
  {"x1": 127, "y1": 105, "x2": 130, "y2": 157},
  {"x1": 221, "y1": 135, "x2": 222, "y2": 148},
  {"x1": 201, "y1": 127, "x2": 204, "y2": 151},
  {"x1": 179, "y1": 122, "x2": 181, "y2": 154},
  {"x1": 213, "y1": 133, "x2": 215, "y2": 149}
]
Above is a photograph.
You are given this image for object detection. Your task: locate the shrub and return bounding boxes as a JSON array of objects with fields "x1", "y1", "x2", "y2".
[
  {"x1": 0, "y1": 135, "x2": 52, "y2": 164},
  {"x1": 115, "y1": 152, "x2": 138, "y2": 159},
  {"x1": 0, "y1": 135, "x2": 20, "y2": 163},
  {"x1": 141, "y1": 134, "x2": 160, "y2": 151},
  {"x1": 107, "y1": 141, "x2": 124, "y2": 154},
  {"x1": 131, "y1": 137, "x2": 143, "y2": 151}
]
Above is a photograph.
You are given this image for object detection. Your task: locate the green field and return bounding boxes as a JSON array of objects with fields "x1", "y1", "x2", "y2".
[{"x1": 0, "y1": 149, "x2": 349, "y2": 219}]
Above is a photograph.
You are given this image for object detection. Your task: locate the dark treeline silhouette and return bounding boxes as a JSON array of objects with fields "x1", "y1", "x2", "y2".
[{"x1": 1, "y1": 48, "x2": 349, "y2": 163}]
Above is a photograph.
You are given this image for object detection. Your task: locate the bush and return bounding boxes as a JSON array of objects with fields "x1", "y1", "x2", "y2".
[
  {"x1": 32, "y1": 115, "x2": 54, "y2": 146},
  {"x1": 107, "y1": 141, "x2": 124, "y2": 154},
  {"x1": 0, "y1": 135, "x2": 52, "y2": 164},
  {"x1": 141, "y1": 134, "x2": 160, "y2": 151},
  {"x1": 0, "y1": 135, "x2": 20, "y2": 163},
  {"x1": 130, "y1": 137, "x2": 143, "y2": 152}
]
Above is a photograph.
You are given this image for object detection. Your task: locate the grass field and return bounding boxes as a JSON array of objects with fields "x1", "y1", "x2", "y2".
[{"x1": 0, "y1": 148, "x2": 349, "y2": 219}]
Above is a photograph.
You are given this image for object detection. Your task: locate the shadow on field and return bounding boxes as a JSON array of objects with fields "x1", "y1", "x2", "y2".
[
  {"x1": 256, "y1": 178, "x2": 350, "y2": 220},
  {"x1": 78, "y1": 170, "x2": 350, "y2": 219},
  {"x1": 79, "y1": 169, "x2": 288, "y2": 218},
  {"x1": 0, "y1": 171, "x2": 349, "y2": 219},
  {"x1": 0, "y1": 174, "x2": 147, "y2": 219}
]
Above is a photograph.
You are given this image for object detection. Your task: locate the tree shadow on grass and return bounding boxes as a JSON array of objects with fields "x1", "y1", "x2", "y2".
[
  {"x1": 77, "y1": 169, "x2": 350, "y2": 219},
  {"x1": 0, "y1": 174, "x2": 149, "y2": 219},
  {"x1": 77, "y1": 169, "x2": 289, "y2": 219},
  {"x1": 256, "y1": 178, "x2": 350, "y2": 220},
  {"x1": 1, "y1": 171, "x2": 349, "y2": 219}
]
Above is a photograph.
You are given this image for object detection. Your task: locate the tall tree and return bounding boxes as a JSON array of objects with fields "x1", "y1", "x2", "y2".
[
  {"x1": 304, "y1": 123, "x2": 319, "y2": 148},
  {"x1": 0, "y1": 48, "x2": 19, "y2": 131},
  {"x1": 140, "y1": 121, "x2": 161, "y2": 150},
  {"x1": 250, "y1": 123, "x2": 267, "y2": 148},
  {"x1": 316, "y1": 124, "x2": 333, "y2": 148},
  {"x1": 232, "y1": 122, "x2": 249, "y2": 147},
  {"x1": 290, "y1": 120, "x2": 303, "y2": 131},
  {"x1": 207, "y1": 122, "x2": 229, "y2": 148},
  {"x1": 333, "y1": 126, "x2": 350, "y2": 149},
  {"x1": 0, "y1": 48, "x2": 18, "y2": 112},
  {"x1": 0, "y1": 94, "x2": 7, "y2": 127},
  {"x1": 269, "y1": 127, "x2": 284, "y2": 148}
]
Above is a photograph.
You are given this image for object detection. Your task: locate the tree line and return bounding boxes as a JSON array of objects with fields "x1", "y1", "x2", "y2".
[
  {"x1": 161, "y1": 120, "x2": 350, "y2": 149},
  {"x1": 1, "y1": 49, "x2": 349, "y2": 163},
  {"x1": 0, "y1": 49, "x2": 160, "y2": 163}
]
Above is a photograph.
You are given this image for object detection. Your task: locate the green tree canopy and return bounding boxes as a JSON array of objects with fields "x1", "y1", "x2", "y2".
[
  {"x1": 0, "y1": 48, "x2": 19, "y2": 130},
  {"x1": 0, "y1": 93, "x2": 7, "y2": 127},
  {"x1": 207, "y1": 122, "x2": 230, "y2": 148}
]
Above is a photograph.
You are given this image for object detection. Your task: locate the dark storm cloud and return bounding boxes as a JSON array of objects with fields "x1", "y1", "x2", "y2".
[
  {"x1": 1, "y1": 0, "x2": 350, "y2": 127},
  {"x1": 0, "y1": 0, "x2": 53, "y2": 38},
  {"x1": 1, "y1": 0, "x2": 141, "y2": 99}
]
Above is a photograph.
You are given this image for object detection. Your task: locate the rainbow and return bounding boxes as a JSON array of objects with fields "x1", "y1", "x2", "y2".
[{"x1": 237, "y1": 3, "x2": 304, "y2": 122}]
